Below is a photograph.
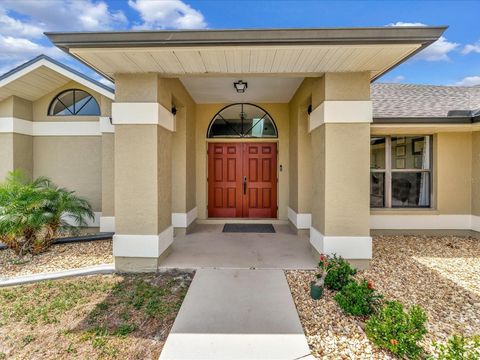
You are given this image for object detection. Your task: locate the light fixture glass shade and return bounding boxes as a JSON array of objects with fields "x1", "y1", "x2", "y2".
[{"x1": 234, "y1": 80, "x2": 247, "y2": 93}]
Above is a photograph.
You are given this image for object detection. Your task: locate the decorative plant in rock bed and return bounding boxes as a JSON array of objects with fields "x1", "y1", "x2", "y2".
[
  {"x1": 0, "y1": 170, "x2": 94, "y2": 256},
  {"x1": 311, "y1": 254, "x2": 433, "y2": 359}
]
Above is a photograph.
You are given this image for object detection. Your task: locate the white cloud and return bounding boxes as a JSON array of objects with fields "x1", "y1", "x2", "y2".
[
  {"x1": 454, "y1": 76, "x2": 480, "y2": 86},
  {"x1": 417, "y1": 36, "x2": 459, "y2": 61},
  {"x1": 128, "y1": 0, "x2": 207, "y2": 29},
  {"x1": 387, "y1": 22, "x2": 459, "y2": 61},
  {"x1": 391, "y1": 75, "x2": 406, "y2": 83},
  {"x1": 387, "y1": 22, "x2": 427, "y2": 27},
  {"x1": 462, "y1": 42, "x2": 480, "y2": 55},
  {"x1": 0, "y1": 1, "x2": 127, "y2": 77},
  {"x1": 1, "y1": 0, "x2": 128, "y2": 32},
  {"x1": 0, "y1": 8, "x2": 44, "y2": 38},
  {"x1": 0, "y1": 35, "x2": 65, "y2": 61}
]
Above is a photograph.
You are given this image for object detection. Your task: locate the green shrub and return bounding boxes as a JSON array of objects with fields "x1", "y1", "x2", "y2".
[
  {"x1": 323, "y1": 254, "x2": 357, "y2": 291},
  {"x1": 430, "y1": 334, "x2": 480, "y2": 360},
  {"x1": 334, "y1": 279, "x2": 383, "y2": 316},
  {"x1": 0, "y1": 170, "x2": 94, "y2": 256},
  {"x1": 366, "y1": 301, "x2": 427, "y2": 359}
]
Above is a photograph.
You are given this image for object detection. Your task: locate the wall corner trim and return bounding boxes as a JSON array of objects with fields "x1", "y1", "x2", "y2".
[
  {"x1": 310, "y1": 226, "x2": 372, "y2": 259},
  {"x1": 100, "y1": 216, "x2": 115, "y2": 232},
  {"x1": 112, "y1": 102, "x2": 175, "y2": 131},
  {"x1": 100, "y1": 116, "x2": 114, "y2": 133},
  {"x1": 308, "y1": 100, "x2": 373, "y2": 132},
  {"x1": 113, "y1": 226, "x2": 173, "y2": 258},
  {"x1": 172, "y1": 207, "x2": 198, "y2": 228},
  {"x1": 287, "y1": 207, "x2": 311, "y2": 229}
]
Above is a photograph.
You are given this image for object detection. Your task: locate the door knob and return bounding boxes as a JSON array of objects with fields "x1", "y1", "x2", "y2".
[{"x1": 243, "y1": 176, "x2": 247, "y2": 195}]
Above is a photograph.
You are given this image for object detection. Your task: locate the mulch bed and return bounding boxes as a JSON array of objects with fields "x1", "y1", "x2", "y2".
[{"x1": 286, "y1": 234, "x2": 480, "y2": 359}]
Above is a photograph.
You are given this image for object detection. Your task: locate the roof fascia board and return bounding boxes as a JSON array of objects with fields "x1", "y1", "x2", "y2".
[
  {"x1": 45, "y1": 27, "x2": 447, "y2": 49},
  {"x1": 0, "y1": 55, "x2": 114, "y2": 100}
]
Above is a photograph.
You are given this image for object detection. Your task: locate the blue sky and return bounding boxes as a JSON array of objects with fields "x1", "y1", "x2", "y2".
[{"x1": 1, "y1": 0, "x2": 480, "y2": 87}]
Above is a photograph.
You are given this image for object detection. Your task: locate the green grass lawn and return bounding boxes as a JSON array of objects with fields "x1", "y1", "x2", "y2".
[{"x1": 0, "y1": 271, "x2": 193, "y2": 359}]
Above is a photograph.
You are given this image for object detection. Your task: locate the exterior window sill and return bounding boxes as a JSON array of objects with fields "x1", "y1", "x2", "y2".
[{"x1": 370, "y1": 208, "x2": 439, "y2": 216}]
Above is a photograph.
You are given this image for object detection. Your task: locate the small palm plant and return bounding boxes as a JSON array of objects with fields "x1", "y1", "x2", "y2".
[{"x1": 0, "y1": 171, "x2": 94, "y2": 256}]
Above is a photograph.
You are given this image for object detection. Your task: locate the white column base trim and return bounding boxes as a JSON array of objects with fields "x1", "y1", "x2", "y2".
[
  {"x1": 308, "y1": 100, "x2": 372, "y2": 132},
  {"x1": 287, "y1": 207, "x2": 311, "y2": 229},
  {"x1": 112, "y1": 102, "x2": 175, "y2": 131},
  {"x1": 113, "y1": 226, "x2": 174, "y2": 258},
  {"x1": 310, "y1": 226, "x2": 372, "y2": 259},
  {"x1": 63, "y1": 211, "x2": 101, "y2": 227},
  {"x1": 370, "y1": 214, "x2": 473, "y2": 230},
  {"x1": 172, "y1": 207, "x2": 198, "y2": 228},
  {"x1": 472, "y1": 215, "x2": 480, "y2": 232},
  {"x1": 100, "y1": 216, "x2": 115, "y2": 232}
]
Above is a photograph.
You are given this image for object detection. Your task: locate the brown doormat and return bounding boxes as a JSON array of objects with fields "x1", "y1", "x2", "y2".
[{"x1": 222, "y1": 224, "x2": 275, "y2": 233}]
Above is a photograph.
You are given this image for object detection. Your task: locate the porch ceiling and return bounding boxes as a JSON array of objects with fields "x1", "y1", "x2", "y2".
[{"x1": 46, "y1": 27, "x2": 446, "y2": 82}]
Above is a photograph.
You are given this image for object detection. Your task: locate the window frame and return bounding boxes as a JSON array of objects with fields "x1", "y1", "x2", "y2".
[
  {"x1": 48, "y1": 89, "x2": 100, "y2": 116},
  {"x1": 371, "y1": 135, "x2": 433, "y2": 209},
  {"x1": 206, "y1": 103, "x2": 278, "y2": 139}
]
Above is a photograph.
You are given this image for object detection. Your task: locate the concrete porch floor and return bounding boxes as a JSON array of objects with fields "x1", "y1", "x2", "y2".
[{"x1": 160, "y1": 224, "x2": 317, "y2": 270}]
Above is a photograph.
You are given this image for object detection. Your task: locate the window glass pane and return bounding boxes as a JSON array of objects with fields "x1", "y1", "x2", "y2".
[
  {"x1": 392, "y1": 172, "x2": 430, "y2": 207},
  {"x1": 392, "y1": 136, "x2": 429, "y2": 170},
  {"x1": 370, "y1": 172, "x2": 385, "y2": 208},
  {"x1": 51, "y1": 91, "x2": 75, "y2": 115},
  {"x1": 245, "y1": 115, "x2": 277, "y2": 138},
  {"x1": 208, "y1": 104, "x2": 277, "y2": 138},
  {"x1": 371, "y1": 137, "x2": 385, "y2": 169}
]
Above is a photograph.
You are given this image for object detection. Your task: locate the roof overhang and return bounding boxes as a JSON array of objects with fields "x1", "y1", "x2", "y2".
[
  {"x1": 46, "y1": 27, "x2": 447, "y2": 82},
  {"x1": 0, "y1": 55, "x2": 114, "y2": 102}
]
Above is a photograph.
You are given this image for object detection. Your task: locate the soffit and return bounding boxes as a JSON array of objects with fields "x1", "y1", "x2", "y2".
[
  {"x1": 0, "y1": 65, "x2": 71, "y2": 102},
  {"x1": 69, "y1": 44, "x2": 420, "y2": 80}
]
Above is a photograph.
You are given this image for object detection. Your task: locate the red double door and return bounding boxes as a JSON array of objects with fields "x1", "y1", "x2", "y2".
[{"x1": 208, "y1": 142, "x2": 277, "y2": 218}]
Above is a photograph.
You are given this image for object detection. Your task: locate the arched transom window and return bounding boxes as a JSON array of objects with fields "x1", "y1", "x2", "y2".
[
  {"x1": 207, "y1": 103, "x2": 278, "y2": 138},
  {"x1": 48, "y1": 89, "x2": 100, "y2": 116}
]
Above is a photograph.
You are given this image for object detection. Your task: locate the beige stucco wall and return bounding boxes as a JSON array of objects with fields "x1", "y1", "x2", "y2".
[
  {"x1": 0, "y1": 96, "x2": 33, "y2": 119},
  {"x1": 473, "y1": 132, "x2": 480, "y2": 216},
  {"x1": 33, "y1": 80, "x2": 110, "y2": 121},
  {"x1": 102, "y1": 133, "x2": 115, "y2": 216},
  {"x1": 33, "y1": 136, "x2": 102, "y2": 211},
  {"x1": 288, "y1": 78, "x2": 318, "y2": 213},
  {"x1": 312, "y1": 123, "x2": 371, "y2": 236},
  {"x1": 436, "y1": 132, "x2": 472, "y2": 214},
  {"x1": 0, "y1": 133, "x2": 13, "y2": 180},
  {"x1": 195, "y1": 102, "x2": 289, "y2": 220}
]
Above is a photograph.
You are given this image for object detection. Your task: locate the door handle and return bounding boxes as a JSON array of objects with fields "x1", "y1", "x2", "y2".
[{"x1": 243, "y1": 176, "x2": 247, "y2": 195}]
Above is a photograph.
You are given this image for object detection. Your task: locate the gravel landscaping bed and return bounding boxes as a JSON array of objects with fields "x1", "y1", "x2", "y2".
[
  {"x1": 286, "y1": 234, "x2": 480, "y2": 359},
  {"x1": 0, "y1": 239, "x2": 113, "y2": 278}
]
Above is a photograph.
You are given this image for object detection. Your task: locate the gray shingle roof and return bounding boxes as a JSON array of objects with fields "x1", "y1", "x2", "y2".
[{"x1": 372, "y1": 83, "x2": 480, "y2": 118}]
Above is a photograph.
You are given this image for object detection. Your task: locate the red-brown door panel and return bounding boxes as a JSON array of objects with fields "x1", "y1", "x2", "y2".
[{"x1": 208, "y1": 142, "x2": 277, "y2": 218}]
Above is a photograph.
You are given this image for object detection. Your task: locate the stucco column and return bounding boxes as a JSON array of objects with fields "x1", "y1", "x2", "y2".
[
  {"x1": 100, "y1": 117, "x2": 115, "y2": 232},
  {"x1": 472, "y1": 130, "x2": 480, "y2": 232},
  {"x1": 0, "y1": 96, "x2": 33, "y2": 180},
  {"x1": 308, "y1": 73, "x2": 372, "y2": 267},
  {"x1": 112, "y1": 74, "x2": 175, "y2": 272}
]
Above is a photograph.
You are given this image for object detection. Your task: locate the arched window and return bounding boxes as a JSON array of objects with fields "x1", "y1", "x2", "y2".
[
  {"x1": 207, "y1": 103, "x2": 278, "y2": 138},
  {"x1": 48, "y1": 89, "x2": 100, "y2": 116}
]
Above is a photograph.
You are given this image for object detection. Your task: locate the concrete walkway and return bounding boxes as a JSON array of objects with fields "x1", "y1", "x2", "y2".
[{"x1": 160, "y1": 269, "x2": 312, "y2": 360}]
